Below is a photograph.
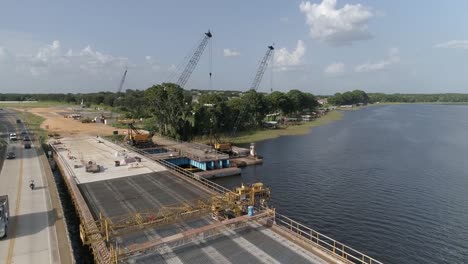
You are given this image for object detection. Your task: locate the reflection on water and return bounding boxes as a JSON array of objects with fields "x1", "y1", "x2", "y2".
[{"x1": 215, "y1": 104, "x2": 468, "y2": 264}]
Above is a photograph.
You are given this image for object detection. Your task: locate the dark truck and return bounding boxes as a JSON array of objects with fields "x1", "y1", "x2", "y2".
[
  {"x1": 0, "y1": 195, "x2": 9, "y2": 238},
  {"x1": 24, "y1": 141, "x2": 31, "y2": 149},
  {"x1": 23, "y1": 135, "x2": 31, "y2": 149}
]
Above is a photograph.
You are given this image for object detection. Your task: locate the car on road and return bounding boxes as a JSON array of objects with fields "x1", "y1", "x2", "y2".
[
  {"x1": 16, "y1": 119, "x2": 21, "y2": 123},
  {"x1": 6, "y1": 152, "x2": 15, "y2": 159},
  {"x1": 9, "y1": 133, "x2": 17, "y2": 141},
  {"x1": 23, "y1": 135, "x2": 31, "y2": 141}
]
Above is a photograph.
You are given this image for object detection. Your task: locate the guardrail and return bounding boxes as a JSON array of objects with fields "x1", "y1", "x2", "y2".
[
  {"x1": 113, "y1": 139, "x2": 382, "y2": 264},
  {"x1": 154, "y1": 134, "x2": 229, "y2": 161},
  {"x1": 50, "y1": 144, "x2": 113, "y2": 264},
  {"x1": 113, "y1": 140, "x2": 232, "y2": 195},
  {"x1": 274, "y1": 213, "x2": 383, "y2": 264}
]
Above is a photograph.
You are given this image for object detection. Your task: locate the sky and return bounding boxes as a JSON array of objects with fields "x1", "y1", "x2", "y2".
[{"x1": 0, "y1": 0, "x2": 467, "y2": 95}]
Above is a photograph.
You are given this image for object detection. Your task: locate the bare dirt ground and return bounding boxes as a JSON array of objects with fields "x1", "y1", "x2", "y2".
[{"x1": 28, "y1": 107, "x2": 127, "y2": 137}]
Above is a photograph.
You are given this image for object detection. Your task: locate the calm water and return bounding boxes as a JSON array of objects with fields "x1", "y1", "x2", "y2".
[{"x1": 215, "y1": 104, "x2": 468, "y2": 264}]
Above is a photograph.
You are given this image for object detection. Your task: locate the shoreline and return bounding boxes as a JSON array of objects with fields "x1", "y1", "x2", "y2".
[{"x1": 205, "y1": 110, "x2": 344, "y2": 145}]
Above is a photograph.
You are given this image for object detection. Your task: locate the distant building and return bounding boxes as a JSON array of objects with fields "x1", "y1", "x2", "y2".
[
  {"x1": 301, "y1": 115, "x2": 313, "y2": 121},
  {"x1": 318, "y1": 99, "x2": 328, "y2": 105}
]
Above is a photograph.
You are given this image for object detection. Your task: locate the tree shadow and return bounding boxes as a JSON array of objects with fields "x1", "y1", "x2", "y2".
[{"x1": 5, "y1": 208, "x2": 57, "y2": 240}]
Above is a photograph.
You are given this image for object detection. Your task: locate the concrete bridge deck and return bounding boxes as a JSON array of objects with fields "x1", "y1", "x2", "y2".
[{"x1": 51, "y1": 136, "x2": 380, "y2": 264}]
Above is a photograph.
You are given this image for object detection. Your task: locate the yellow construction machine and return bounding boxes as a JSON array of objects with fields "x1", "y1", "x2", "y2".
[{"x1": 125, "y1": 122, "x2": 153, "y2": 146}]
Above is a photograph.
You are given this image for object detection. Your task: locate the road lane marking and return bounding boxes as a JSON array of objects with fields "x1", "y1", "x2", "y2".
[{"x1": 5, "y1": 143, "x2": 24, "y2": 263}]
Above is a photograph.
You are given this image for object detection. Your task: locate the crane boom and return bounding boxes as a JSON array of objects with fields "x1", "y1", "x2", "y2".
[
  {"x1": 231, "y1": 45, "x2": 275, "y2": 137},
  {"x1": 117, "y1": 68, "x2": 127, "y2": 93},
  {"x1": 250, "y1": 45, "x2": 274, "y2": 91},
  {"x1": 176, "y1": 31, "x2": 212, "y2": 89}
]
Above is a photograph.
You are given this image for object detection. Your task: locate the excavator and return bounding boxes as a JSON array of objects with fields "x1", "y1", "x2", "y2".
[
  {"x1": 125, "y1": 122, "x2": 153, "y2": 146},
  {"x1": 212, "y1": 45, "x2": 275, "y2": 153}
]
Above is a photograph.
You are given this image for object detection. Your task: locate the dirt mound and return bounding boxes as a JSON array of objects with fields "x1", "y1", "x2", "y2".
[{"x1": 29, "y1": 107, "x2": 127, "y2": 137}]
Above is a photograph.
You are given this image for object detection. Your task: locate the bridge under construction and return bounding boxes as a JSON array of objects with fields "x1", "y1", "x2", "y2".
[{"x1": 49, "y1": 136, "x2": 382, "y2": 264}]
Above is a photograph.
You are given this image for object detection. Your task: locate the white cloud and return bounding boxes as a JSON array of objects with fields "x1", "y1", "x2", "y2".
[
  {"x1": 299, "y1": 0, "x2": 373, "y2": 45},
  {"x1": 223, "y1": 48, "x2": 240, "y2": 57},
  {"x1": 145, "y1": 55, "x2": 161, "y2": 71},
  {"x1": 324, "y1": 62, "x2": 345, "y2": 74},
  {"x1": 0, "y1": 40, "x2": 128, "y2": 77},
  {"x1": 434, "y1": 40, "x2": 468, "y2": 49},
  {"x1": 274, "y1": 40, "x2": 306, "y2": 71},
  {"x1": 355, "y1": 48, "x2": 400, "y2": 73}
]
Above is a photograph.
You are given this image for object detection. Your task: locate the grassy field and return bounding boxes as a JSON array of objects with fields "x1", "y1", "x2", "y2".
[
  {"x1": 0, "y1": 101, "x2": 68, "y2": 108},
  {"x1": 198, "y1": 110, "x2": 344, "y2": 145},
  {"x1": 17, "y1": 110, "x2": 48, "y2": 144}
]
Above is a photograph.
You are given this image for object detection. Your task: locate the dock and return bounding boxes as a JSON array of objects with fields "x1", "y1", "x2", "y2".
[{"x1": 50, "y1": 136, "x2": 382, "y2": 264}]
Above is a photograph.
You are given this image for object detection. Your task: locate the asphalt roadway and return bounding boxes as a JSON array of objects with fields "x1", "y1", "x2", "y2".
[{"x1": 0, "y1": 109, "x2": 60, "y2": 263}]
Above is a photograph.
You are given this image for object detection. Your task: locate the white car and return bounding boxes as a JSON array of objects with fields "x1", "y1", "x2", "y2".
[{"x1": 9, "y1": 133, "x2": 17, "y2": 141}]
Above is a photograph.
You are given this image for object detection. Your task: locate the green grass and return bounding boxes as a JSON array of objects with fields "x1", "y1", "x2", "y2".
[
  {"x1": 197, "y1": 111, "x2": 343, "y2": 145},
  {"x1": 17, "y1": 110, "x2": 48, "y2": 144},
  {"x1": 0, "y1": 101, "x2": 68, "y2": 108}
]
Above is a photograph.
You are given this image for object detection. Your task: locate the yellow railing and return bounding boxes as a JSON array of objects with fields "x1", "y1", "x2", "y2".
[{"x1": 274, "y1": 213, "x2": 383, "y2": 264}]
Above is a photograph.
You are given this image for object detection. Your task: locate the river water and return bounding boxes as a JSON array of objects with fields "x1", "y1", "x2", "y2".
[{"x1": 214, "y1": 104, "x2": 468, "y2": 264}]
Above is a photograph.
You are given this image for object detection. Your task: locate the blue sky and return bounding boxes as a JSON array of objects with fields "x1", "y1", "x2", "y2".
[{"x1": 0, "y1": 0, "x2": 467, "y2": 94}]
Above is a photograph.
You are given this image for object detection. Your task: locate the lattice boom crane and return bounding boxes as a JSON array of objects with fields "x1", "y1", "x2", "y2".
[
  {"x1": 176, "y1": 31, "x2": 212, "y2": 89},
  {"x1": 250, "y1": 45, "x2": 274, "y2": 91},
  {"x1": 117, "y1": 68, "x2": 127, "y2": 94}
]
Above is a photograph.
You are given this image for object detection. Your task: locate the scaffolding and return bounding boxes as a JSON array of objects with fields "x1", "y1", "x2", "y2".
[{"x1": 79, "y1": 182, "x2": 270, "y2": 243}]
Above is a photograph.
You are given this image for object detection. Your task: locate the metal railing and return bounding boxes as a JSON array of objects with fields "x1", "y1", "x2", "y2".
[
  {"x1": 112, "y1": 140, "x2": 232, "y2": 195},
  {"x1": 50, "y1": 144, "x2": 113, "y2": 264},
  {"x1": 274, "y1": 213, "x2": 383, "y2": 264},
  {"x1": 154, "y1": 134, "x2": 229, "y2": 161},
  {"x1": 111, "y1": 138, "x2": 383, "y2": 264}
]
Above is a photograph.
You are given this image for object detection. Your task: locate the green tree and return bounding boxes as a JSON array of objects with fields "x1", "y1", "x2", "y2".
[
  {"x1": 267, "y1": 91, "x2": 293, "y2": 114},
  {"x1": 145, "y1": 83, "x2": 192, "y2": 139}
]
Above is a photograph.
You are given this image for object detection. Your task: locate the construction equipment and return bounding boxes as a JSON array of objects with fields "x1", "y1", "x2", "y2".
[
  {"x1": 232, "y1": 45, "x2": 275, "y2": 137},
  {"x1": 85, "y1": 161, "x2": 101, "y2": 173},
  {"x1": 250, "y1": 45, "x2": 275, "y2": 91},
  {"x1": 209, "y1": 128, "x2": 232, "y2": 153},
  {"x1": 0, "y1": 195, "x2": 9, "y2": 238},
  {"x1": 214, "y1": 141, "x2": 232, "y2": 154},
  {"x1": 173, "y1": 31, "x2": 212, "y2": 89},
  {"x1": 110, "y1": 68, "x2": 127, "y2": 120},
  {"x1": 211, "y1": 45, "x2": 275, "y2": 153},
  {"x1": 79, "y1": 182, "x2": 270, "y2": 246},
  {"x1": 116, "y1": 68, "x2": 127, "y2": 94},
  {"x1": 234, "y1": 182, "x2": 270, "y2": 208},
  {"x1": 125, "y1": 122, "x2": 153, "y2": 146}
]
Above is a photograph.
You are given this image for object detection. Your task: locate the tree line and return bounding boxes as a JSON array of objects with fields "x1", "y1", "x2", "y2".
[
  {"x1": 143, "y1": 84, "x2": 319, "y2": 140},
  {"x1": 327, "y1": 90, "x2": 370, "y2": 105},
  {"x1": 367, "y1": 93, "x2": 468, "y2": 103},
  {"x1": 4, "y1": 88, "x2": 468, "y2": 140},
  {"x1": 326, "y1": 91, "x2": 468, "y2": 105},
  {"x1": 0, "y1": 85, "x2": 320, "y2": 140}
]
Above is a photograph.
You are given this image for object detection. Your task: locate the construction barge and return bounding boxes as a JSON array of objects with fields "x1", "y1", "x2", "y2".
[{"x1": 50, "y1": 136, "x2": 381, "y2": 264}]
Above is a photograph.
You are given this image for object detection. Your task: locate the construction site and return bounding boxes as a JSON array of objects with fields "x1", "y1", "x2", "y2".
[
  {"x1": 49, "y1": 136, "x2": 381, "y2": 264},
  {"x1": 0, "y1": 30, "x2": 383, "y2": 264}
]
